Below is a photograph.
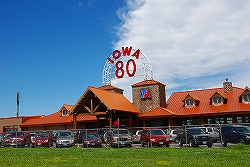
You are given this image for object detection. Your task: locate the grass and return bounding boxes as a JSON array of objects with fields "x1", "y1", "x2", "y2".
[{"x1": 0, "y1": 144, "x2": 250, "y2": 167}]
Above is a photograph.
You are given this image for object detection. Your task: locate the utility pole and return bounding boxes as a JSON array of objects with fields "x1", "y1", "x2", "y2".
[{"x1": 16, "y1": 91, "x2": 20, "y2": 117}]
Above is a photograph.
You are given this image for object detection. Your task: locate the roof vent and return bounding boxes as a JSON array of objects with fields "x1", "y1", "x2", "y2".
[{"x1": 223, "y1": 79, "x2": 233, "y2": 93}]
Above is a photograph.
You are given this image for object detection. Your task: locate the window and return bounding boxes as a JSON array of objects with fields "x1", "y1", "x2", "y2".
[
  {"x1": 243, "y1": 94, "x2": 250, "y2": 102},
  {"x1": 62, "y1": 110, "x2": 68, "y2": 116},
  {"x1": 213, "y1": 96, "x2": 222, "y2": 104},
  {"x1": 185, "y1": 99, "x2": 193, "y2": 106}
]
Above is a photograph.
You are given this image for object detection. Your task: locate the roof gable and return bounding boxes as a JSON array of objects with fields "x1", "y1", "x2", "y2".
[{"x1": 71, "y1": 86, "x2": 141, "y2": 116}]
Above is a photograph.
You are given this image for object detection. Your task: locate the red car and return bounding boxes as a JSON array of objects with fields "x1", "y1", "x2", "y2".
[
  {"x1": 141, "y1": 129, "x2": 170, "y2": 147},
  {"x1": 82, "y1": 133, "x2": 102, "y2": 148},
  {"x1": 5, "y1": 132, "x2": 31, "y2": 147},
  {"x1": 32, "y1": 133, "x2": 53, "y2": 147}
]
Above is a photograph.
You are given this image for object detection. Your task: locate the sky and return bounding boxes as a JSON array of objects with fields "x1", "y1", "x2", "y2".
[{"x1": 1, "y1": 0, "x2": 250, "y2": 118}]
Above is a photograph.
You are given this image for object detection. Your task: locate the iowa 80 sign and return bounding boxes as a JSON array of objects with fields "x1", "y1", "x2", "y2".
[{"x1": 102, "y1": 46, "x2": 153, "y2": 85}]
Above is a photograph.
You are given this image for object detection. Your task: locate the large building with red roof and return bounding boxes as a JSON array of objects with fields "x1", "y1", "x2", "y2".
[{"x1": 1, "y1": 79, "x2": 250, "y2": 133}]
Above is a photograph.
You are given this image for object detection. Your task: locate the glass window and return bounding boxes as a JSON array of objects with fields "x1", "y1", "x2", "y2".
[
  {"x1": 62, "y1": 110, "x2": 68, "y2": 116},
  {"x1": 243, "y1": 94, "x2": 250, "y2": 102},
  {"x1": 186, "y1": 99, "x2": 193, "y2": 106},
  {"x1": 213, "y1": 96, "x2": 221, "y2": 104}
]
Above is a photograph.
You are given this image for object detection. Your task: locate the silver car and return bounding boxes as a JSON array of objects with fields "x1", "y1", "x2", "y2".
[
  {"x1": 55, "y1": 131, "x2": 75, "y2": 148},
  {"x1": 199, "y1": 127, "x2": 219, "y2": 142}
]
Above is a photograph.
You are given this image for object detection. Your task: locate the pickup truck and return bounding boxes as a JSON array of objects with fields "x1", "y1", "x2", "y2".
[{"x1": 176, "y1": 127, "x2": 213, "y2": 148}]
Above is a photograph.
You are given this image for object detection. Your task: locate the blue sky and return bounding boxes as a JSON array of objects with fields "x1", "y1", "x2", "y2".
[{"x1": 1, "y1": 0, "x2": 250, "y2": 118}]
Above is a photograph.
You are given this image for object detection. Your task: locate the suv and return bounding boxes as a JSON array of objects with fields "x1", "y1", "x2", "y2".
[
  {"x1": 141, "y1": 129, "x2": 170, "y2": 147},
  {"x1": 176, "y1": 128, "x2": 213, "y2": 147},
  {"x1": 107, "y1": 129, "x2": 132, "y2": 148},
  {"x1": 220, "y1": 125, "x2": 250, "y2": 146}
]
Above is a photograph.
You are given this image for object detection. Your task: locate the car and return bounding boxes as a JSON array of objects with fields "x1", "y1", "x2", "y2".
[
  {"x1": 107, "y1": 129, "x2": 132, "y2": 148},
  {"x1": 131, "y1": 130, "x2": 142, "y2": 143},
  {"x1": 169, "y1": 129, "x2": 184, "y2": 143},
  {"x1": 141, "y1": 129, "x2": 170, "y2": 147},
  {"x1": 55, "y1": 130, "x2": 75, "y2": 148},
  {"x1": 74, "y1": 131, "x2": 87, "y2": 144},
  {"x1": 199, "y1": 127, "x2": 220, "y2": 142},
  {"x1": 220, "y1": 125, "x2": 250, "y2": 146},
  {"x1": 32, "y1": 133, "x2": 53, "y2": 147},
  {"x1": 176, "y1": 127, "x2": 213, "y2": 148},
  {"x1": 4, "y1": 132, "x2": 31, "y2": 147},
  {"x1": 82, "y1": 133, "x2": 102, "y2": 148},
  {"x1": 0, "y1": 133, "x2": 4, "y2": 147}
]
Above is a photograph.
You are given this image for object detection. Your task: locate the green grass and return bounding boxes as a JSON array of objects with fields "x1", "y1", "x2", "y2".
[{"x1": 0, "y1": 145, "x2": 250, "y2": 167}]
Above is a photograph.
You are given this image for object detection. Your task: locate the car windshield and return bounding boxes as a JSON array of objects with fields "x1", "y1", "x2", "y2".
[
  {"x1": 59, "y1": 132, "x2": 73, "y2": 137},
  {"x1": 9, "y1": 132, "x2": 24, "y2": 137},
  {"x1": 188, "y1": 128, "x2": 205, "y2": 134},
  {"x1": 150, "y1": 130, "x2": 165, "y2": 135},
  {"x1": 38, "y1": 134, "x2": 49, "y2": 138},
  {"x1": 86, "y1": 134, "x2": 99, "y2": 138},
  {"x1": 237, "y1": 127, "x2": 250, "y2": 133},
  {"x1": 173, "y1": 130, "x2": 184, "y2": 134},
  {"x1": 113, "y1": 129, "x2": 129, "y2": 135}
]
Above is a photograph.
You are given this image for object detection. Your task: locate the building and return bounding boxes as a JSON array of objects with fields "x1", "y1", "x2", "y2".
[
  {"x1": 139, "y1": 80, "x2": 250, "y2": 127},
  {"x1": 1, "y1": 80, "x2": 250, "y2": 132}
]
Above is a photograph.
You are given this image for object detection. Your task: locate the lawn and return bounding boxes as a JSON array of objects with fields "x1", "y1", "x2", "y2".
[{"x1": 0, "y1": 145, "x2": 249, "y2": 167}]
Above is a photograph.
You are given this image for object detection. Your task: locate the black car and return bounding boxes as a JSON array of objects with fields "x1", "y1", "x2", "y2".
[
  {"x1": 176, "y1": 128, "x2": 213, "y2": 148},
  {"x1": 220, "y1": 125, "x2": 250, "y2": 146}
]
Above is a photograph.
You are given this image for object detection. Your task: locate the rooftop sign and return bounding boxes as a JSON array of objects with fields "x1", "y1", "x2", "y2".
[{"x1": 102, "y1": 46, "x2": 153, "y2": 85}]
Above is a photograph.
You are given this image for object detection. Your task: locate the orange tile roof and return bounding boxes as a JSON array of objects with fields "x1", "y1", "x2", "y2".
[
  {"x1": 71, "y1": 86, "x2": 141, "y2": 114},
  {"x1": 98, "y1": 85, "x2": 123, "y2": 91},
  {"x1": 21, "y1": 104, "x2": 96, "y2": 127},
  {"x1": 131, "y1": 80, "x2": 165, "y2": 87},
  {"x1": 138, "y1": 107, "x2": 175, "y2": 118},
  {"x1": 166, "y1": 87, "x2": 250, "y2": 117}
]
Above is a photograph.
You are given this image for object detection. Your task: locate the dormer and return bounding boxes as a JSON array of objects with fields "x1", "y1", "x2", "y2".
[
  {"x1": 239, "y1": 86, "x2": 250, "y2": 104},
  {"x1": 209, "y1": 91, "x2": 227, "y2": 106},
  {"x1": 182, "y1": 93, "x2": 200, "y2": 107},
  {"x1": 62, "y1": 109, "x2": 69, "y2": 116}
]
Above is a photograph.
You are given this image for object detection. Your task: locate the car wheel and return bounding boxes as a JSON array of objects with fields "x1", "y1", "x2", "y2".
[
  {"x1": 207, "y1": 142, "x2": 213, "y2": 148},
  {"x1": 166, "y1": 143, "x2": 169, "y2": 147},
  {"x1": 221, "y1": 138, "x2": 227, "y2": 147},
  {"x1": 239, "y1": 139, "x2": 245, "y2": 144},
  {"x1": 141, "y1": 141, "x2": 145, "y2": 147},
  {"x1": 178, "y1": 139, "x2": 183, "y2": 146}
]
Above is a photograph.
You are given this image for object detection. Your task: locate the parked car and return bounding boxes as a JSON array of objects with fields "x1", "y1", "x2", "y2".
[
  {"x1": 176, "y1": 127, "x2": 213, "y2": 147},
  {"x1": 0, "y1": 133, "x2": 4, "y2": 147},
  {"x1": 131, "y1": 130, "x2": 142, "y2": 143},
  {"x1": 55, "y1": 130, "x2": 75, "y2": 148},
  {"x1": 141, "y1": 128, "x2": 170, "y2": 147},
  {"x1": 82, "y1": 133, "x2": 102, "y2": 148},
  {"x1": 74, "y1": 131, "x2": 87, "y2": 144},
  {"x1": 4, "y1": 132, "x2": 31, "y2": 147},
  {"x1": 199, "y1": 127, "x2": 220, "y2": 142},
  {"x1": 32, "y1": 133, "x2": 53, "y2": 147},
  {"x1": 107, "y1": 129, "x2": 132, "y2": 147},
  {"x1": 220, "y1": 125, "x2": 250, "y2": 146},
  {"x1": 169, "y1": 129, "x2": 184, "y2": 143}
]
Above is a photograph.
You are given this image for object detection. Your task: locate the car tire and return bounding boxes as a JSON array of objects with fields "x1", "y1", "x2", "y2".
[
  {"x1": 221, "y1": 138, "x2": 227, "y2": 147},
  {"x1": 166, "y1": 143, "x2": 169, "y2": 147},
  {"x1": 141, "y1": 141, "x2": 145, "y2": 147},
  {"x1": 178, "y1": 139, "x2": 183, "y2": 146},
  {"x1": 239, "y1": 139, "x2": 245, "y2": 144},
  {"x1": 207, "y1": 143, "x2": 213, "y2": 148}
]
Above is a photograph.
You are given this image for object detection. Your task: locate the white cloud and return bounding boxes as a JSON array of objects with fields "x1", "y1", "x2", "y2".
[{"x1": 110, "y1": 0, "x2": 250, "y2": 101}]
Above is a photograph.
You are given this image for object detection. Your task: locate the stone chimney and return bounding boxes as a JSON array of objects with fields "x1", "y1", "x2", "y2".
[{"x1": 223, "y1": 78, "x2": 233, "y2": 93}]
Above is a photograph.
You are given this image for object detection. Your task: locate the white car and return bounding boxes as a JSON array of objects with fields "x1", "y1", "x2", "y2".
[{"x1": 169, "y1": 129, "x2": 184, "y2": 142}]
